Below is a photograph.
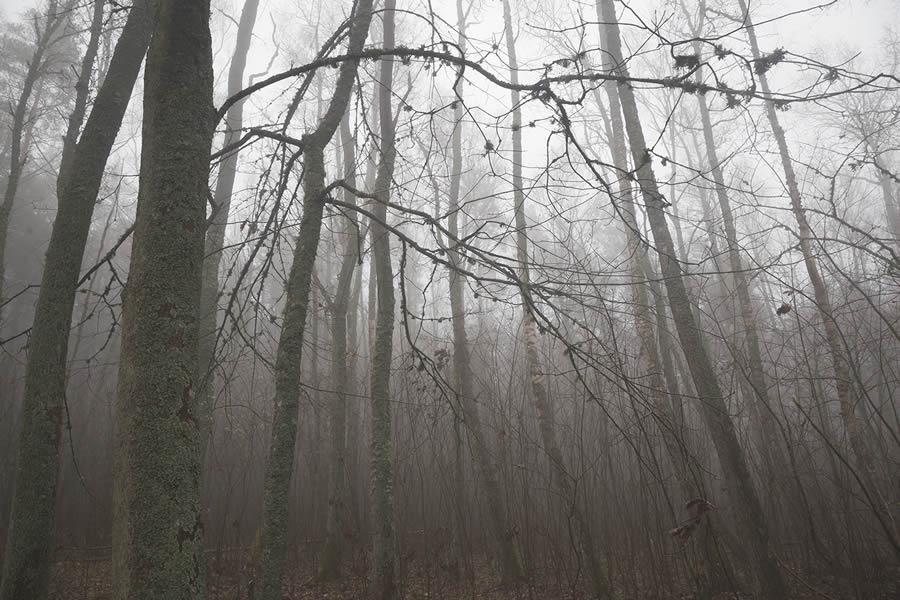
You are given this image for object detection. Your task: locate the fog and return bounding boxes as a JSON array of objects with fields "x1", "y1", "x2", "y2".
[{"x1": 0, "y1": 0, "x2": 898, "y2": 598}]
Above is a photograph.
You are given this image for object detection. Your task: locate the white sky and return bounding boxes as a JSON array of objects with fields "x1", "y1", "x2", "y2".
[{"x1": 1, "y1": 0, "x2": 894, "y2": 55}]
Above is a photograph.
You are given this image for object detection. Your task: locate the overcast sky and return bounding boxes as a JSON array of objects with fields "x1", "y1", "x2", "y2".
[{"x1": 1, "y1": 0, "x2": 893, "y2": 61}]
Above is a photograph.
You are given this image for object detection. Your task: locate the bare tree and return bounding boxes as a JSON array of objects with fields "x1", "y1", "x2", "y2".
[
  {"x1": 598, "y1": 0, "x2": 786, "y2": 596},
  {"x1": 254, "y1": 1, "x2": 374, "y2": 597}
]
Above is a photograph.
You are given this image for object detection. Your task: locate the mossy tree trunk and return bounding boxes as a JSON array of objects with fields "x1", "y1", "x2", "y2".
[
  {"x1": 599, "y1": 0, "x2": 786, "y2": 596},
  {"x1": 0, "y1": 2, "x2": 155, "y2": 598},
  {"x1": 319, "y1": 110, "x2": 361, "y2": 581},
  {"x1": 111, "y1": 0, "x2": 215, "y2": 598},
  {"x1": 369, "y1": 3, "x2": 398, "y2": 597},
  {"x1": 254, "y1": 2, "x2": 374, "y2": 598}
]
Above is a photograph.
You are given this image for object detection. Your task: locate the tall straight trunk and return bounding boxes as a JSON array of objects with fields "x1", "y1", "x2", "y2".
[
  {"x1": 254, "y1": 2, "x2": 374, "y2": 598},
  {"x1": 502, "y1": 0, "x2": 609, "y2": 597},
  {"x1": 198, "y1": 0, "x2": 261, "y2": 444},
  {"x1": 598, "y1": 0, "x2": 786, "y2": 597},
  {"x1": 594, "y1": 0, "x2": 696, "y2": 503},
  {"x1": 369, "y1": 3, "x2": 398, "y2": 597},
  {"x1": 0, "y1": 2, "x2": 155, "y2": 598},
  {"x1": 685, "y1": 3, "x2": 788, "y2": 498},
  {"x1": 111, "y1": 1, "x2": 215, "y2": 598},
  {"x1": 736, "y1": 0, "x2": 900, "y2": 557},
  {"x1": 593, "y1": 3, "x2": 736, "y2": 590},
  {"x1": 0, "y1": 0, "x2": 68, "y2": 313},
  {"x1": 446, "y1": 0, "x2": 521, "y2": 584},
  {"x1": 319, "y1": 110, "x2": 361, "y2": 580}
]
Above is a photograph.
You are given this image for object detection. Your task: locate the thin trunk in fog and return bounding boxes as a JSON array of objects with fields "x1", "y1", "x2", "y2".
[
  {"x1": 198, "y1": 0, "x2": 261, "y2": 446},
  {"x1": 370, "y1": 2, "x2": 398, "y2": 597},
  {"x1": 445, "y1": 0, "x2": 522, "y2": 585},
  {"x1": 595, "y1": 0, "x2": 695, "y2": 501},
  {"x1": 736, "y1": 0, "x2": 900, "y2": 558},
  {"x1": 685, "y1": 4, "x2": 787, "y2": 492},
  {"x1": 254, "y1": 1, "x2": 374, "y2": 597},
  {"x1": 502, "y1": 0, "x2": 609, "y2": 596},
  {"x1": 598, "y1": 0, "x2": 787, "y2": 596},
  {"x1": 111, "y1": 0, "x2": 214, "y2": 597},
  {"x1": 594, "y1": 3, "x2": 736, "y2": 588},
  {"x1": 1, "y1": 2, "x2": 155, "y2": 598},
  {"x1": 319, "y1": 110, "x2": 361, "y2": 581},
  {"x1": 0, "y1": 0, "x2": 69, "y2": 315}
]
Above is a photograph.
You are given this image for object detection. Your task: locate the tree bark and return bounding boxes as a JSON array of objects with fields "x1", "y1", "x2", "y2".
[
  {"x1": 111, "y1": 0, "x2": 215, "y2": 598},
  {"x1": 369, "y1": 3, "x2": 398, "y2": 597},
  {"x1": 319, "y1": 109, "x2": 361, "y2": 581},
  {"x1": 598, "y1": 0, "x2": 786, "y2": 596},
  {"x1": 1, "y1": 2, "x2": 155, "y2": 598},
  {"x1": 254, "y1": 2, "x2": 374, "y2": 598}
]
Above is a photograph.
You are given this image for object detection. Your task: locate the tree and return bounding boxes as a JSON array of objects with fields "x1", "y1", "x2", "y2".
[
  {"x1": 504, "y1": 0, "x2": 609, "y2": 596},
  {"x1": 111, "y1": 0, "x2": 214, "y2": 597},
  {"x1": 198, "y1": 0, "x2": 261, "y2": 445},
  {"x1": 319, "y1": 108, "x2": 360, "y2": 581},
  {"x1": 0, "y1": 0, "x2": 73, "y2": 315},
  {"x1": 598, "y1": 0, "x2": 786, "y2": 596},
  {"x1": 254, "y1": 1, "x2": 374, "y2": 597},
  {"x1": 369, "y1": 2, "x2": 398, "y2": 597},
  {"x1": 735, "y1": 0, "x2": 900, "y2": 558},
  {"x1": 0, "y1": 2, "x2": 155, "y2": 598},
  {"x1": 445, "y1": 0, "x2": 522, "y2": 585}
]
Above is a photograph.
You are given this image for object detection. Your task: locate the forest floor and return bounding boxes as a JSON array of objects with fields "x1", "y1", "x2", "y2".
[{"x1": 46, "y1": 549, "x2": 900, "y2": 599}]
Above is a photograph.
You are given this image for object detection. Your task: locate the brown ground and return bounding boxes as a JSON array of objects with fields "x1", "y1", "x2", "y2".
[{"x1": 46, "y1": 548, "x2": 899, "y2": 599}]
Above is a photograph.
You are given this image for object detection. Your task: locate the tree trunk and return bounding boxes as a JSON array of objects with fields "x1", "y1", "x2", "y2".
[
  {"x1": 111, "y1": 1, "x2": 215, "y2": 598},
  {"x1": 685, "y1": 4, "x2": 789, "y2": 505},
  {"x1": 503, "y1": 0, "x2": 609, "y2": 596},
  {"x1": 254, "y1": 1, "x2": 374, "y2": 597},
  {"x1": 319, "y1": 109, "x2": 361, "y2": 581},
  {"x1": 598, "y1": 0, "x2": 786, "y2": 596},
  {"x1": 444, "y1": 0, "x2": 522, "y2": 585},
  {"x1": 1, "y1": 2, "x2": 155, "y2": 598},
  {"x1": 369, "y1": 3, "x2": 398, "y2": 597},
  {"x1": 197, "y1": 0, "x2": 261, "y2": 446}
]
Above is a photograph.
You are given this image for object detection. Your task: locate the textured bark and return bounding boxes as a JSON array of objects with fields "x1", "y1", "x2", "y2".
[
  {"x1": 598, "y1": 0, "x2": 786, "y2": 596},
  {"x1": 503, "y1": 0, "x2": 609, "y2": 597},
  {"x1": 254, "y1": 2, "x2": 374, "y2": 598},
  {"x1": 197, "y1": 0, "x2": 261, "y2": 445},
  {"x1": 369, "y1": 3, "x2": 398, "y2": 597},
  {"x1": 446, "y1": 0, "x2": 522, "y2": 584},
  {"x1": 0, "y1": 3, "x2": 155, "y2": 598},
  {"x1": 111, "y1": 1, "x2": 214, "y2": 598},
  {"x1": 736, "y1": 0, "x2": 900, "y2": 557},
  {"x1": 319, "y1": 111, "x2": 360, "y2": 581}
]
